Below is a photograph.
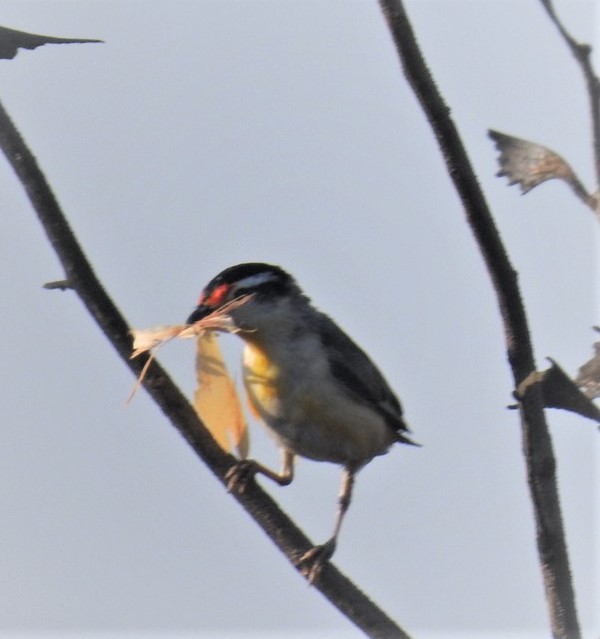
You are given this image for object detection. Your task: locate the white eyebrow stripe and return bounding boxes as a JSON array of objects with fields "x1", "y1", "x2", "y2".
[{"x1": 233, "y1": 272, "x2": 278, "y2": 290}]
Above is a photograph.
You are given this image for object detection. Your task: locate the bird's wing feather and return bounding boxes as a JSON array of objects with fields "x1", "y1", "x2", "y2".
[{"x1": 315, "y1": 313, "x2": 414, "y2": 442}]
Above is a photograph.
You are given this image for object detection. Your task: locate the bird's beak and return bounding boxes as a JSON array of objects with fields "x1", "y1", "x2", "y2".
[{"x1": 186, "y1": 304, "x2": 212, "y2": 325}]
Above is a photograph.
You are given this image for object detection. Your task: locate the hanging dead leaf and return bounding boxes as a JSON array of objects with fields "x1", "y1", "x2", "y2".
[
  {"x1": 575, "y1": 327, "x2": 600, "y2": 400},
  {"x1": 194, "y1": 332, "x2": 249, "y2": 459},
  {"x1": 0, "y1": 25, "x2": 102, "y2": 60},
  {"x1": 488, "y1": 130, "x2": 593, "y2": 206},
  {"x1": 515, "y1": 358, "x2": 600, "y2": 423}
]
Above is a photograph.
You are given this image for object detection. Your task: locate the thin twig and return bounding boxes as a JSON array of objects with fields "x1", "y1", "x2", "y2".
[
  {"x1": 377, "y1": 2, "x2": 580, "y2": 638},
  {"x1": 43, "y1": 279, "x2": 72, "y2": 290},
  {"x1": 539, "y1": 0, "x2": 600, "y2": 203},
  {"x1": 0, "y1": 97, "x2": 412, "y2": 639}
]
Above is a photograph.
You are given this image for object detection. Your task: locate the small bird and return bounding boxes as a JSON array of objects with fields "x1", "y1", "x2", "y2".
[{"x1": 187, "y1": 262, "x2": 416, "y2": 581}]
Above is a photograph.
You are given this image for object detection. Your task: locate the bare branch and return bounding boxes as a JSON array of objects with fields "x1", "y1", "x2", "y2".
[
  {"x1": 377, "y1": 2, "x2": 581, "y2": 637},
  {"x1": 538, "y1": 0, "x2": 600, "y2": 196},
  {"x1": 0, "y1": 97, "x2": 412, "y2": 639}
]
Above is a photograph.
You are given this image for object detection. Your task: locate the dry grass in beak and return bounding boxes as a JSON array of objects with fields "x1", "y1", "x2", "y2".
[{"x1": 128, "y1": 295, "x2": 252, "y2": 456}]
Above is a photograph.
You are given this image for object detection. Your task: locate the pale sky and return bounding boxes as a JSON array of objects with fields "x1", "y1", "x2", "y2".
[{"x1": 0, "y1": 1, "x2": 598, "y2": 637}]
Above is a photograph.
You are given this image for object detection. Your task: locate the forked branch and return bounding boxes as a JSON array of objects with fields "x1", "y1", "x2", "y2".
[
  {"x1": 539, "y1": 0, "x2": 600, "y2": 190},
  {"x1": 377, "y1": 2, "x2": 580, "y2": 637}
]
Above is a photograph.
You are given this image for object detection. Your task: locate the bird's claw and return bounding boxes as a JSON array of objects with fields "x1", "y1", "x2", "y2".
[
  {"x1": 295, "y1": 538, "x2": 336, "y2": 584},
  {"x1": 225, "y1": 459, "x2": 258, "y2": 493}
]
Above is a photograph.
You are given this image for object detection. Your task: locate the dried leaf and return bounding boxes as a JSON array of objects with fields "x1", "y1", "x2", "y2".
[
  {"x1": 0, "y1": 25, "x2": 102, "y2": 60},
  {"x1": 194, "y1": 332, "x2": 249, "y2": 458},
  {"x1": 488, "y1": 130, "x2": 592, "y2": 204},
  {"x1": 128, "y1": 294, "x2": 253, "y2": 410},
  {"x1": 575, "y1": 327, "x2": 600, "y2": 400},
  {"x1": 515, "y1": 358, "x2": 600, "y2": 423}
]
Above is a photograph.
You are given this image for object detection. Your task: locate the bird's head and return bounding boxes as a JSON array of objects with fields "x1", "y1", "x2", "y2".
[{"x1": 186, "y1": 262, "x2": 303, "y2": 331}]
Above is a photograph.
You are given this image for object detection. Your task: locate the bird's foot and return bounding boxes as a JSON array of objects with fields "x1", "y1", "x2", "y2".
[
  {"x1": 225, "y1": 459, "x2": 259, "y2": 493},
  {"x1": 295, "y1": 538, "x2": 337, "y2": 584}
]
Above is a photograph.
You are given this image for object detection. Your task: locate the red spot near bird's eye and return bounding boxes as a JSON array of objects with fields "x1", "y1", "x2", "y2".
[{"x1": 203, "y1": 283, "x2": 230, "y2": 307}]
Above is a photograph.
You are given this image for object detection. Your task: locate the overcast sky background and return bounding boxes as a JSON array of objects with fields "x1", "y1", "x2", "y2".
[{"x1": 0, "y1": 1, "x2": 598, "y2": 637}]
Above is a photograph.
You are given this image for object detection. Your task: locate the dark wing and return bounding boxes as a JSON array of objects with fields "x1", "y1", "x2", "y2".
[{"x1": 316, "y1": 313, "x2": 416, "y2": 445}]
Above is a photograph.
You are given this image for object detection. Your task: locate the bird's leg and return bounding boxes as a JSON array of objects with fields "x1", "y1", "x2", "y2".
[
  {"x1": 296, "y1": 466, "x2": 356, "y2": 583},
  {"x1": 225, "y1": 449, "x2": 295, "y2": 493}
]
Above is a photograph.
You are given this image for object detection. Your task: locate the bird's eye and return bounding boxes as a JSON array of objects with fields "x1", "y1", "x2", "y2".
[{"x1": 202, "y1": 283, "x2": 230, "y2": 307}]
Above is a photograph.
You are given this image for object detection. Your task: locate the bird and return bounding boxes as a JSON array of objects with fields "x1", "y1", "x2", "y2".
[{"x1": 186, "y1": 262, "x2": 416, "y2": 581}]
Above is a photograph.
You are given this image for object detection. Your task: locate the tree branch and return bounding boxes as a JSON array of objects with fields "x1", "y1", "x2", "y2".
[
  {"x1": 538, "y1": 0, "x2": 600, "y2": 194},
  {"x1": 377, "y1": 2, "x2": 581, "y2": 638},
  {"x1": 0, "y1": 98, "x2": 411, "y2": 639}
]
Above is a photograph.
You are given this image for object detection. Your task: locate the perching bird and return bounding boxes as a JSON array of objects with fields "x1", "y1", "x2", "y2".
[{"x1": 186, "y1": 262, "x2": 416, "y2": 580}]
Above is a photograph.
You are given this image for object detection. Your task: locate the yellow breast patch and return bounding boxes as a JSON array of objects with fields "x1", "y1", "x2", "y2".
[{"x1": 242, "y1": 343, "x2": 281, "y2": 418}]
